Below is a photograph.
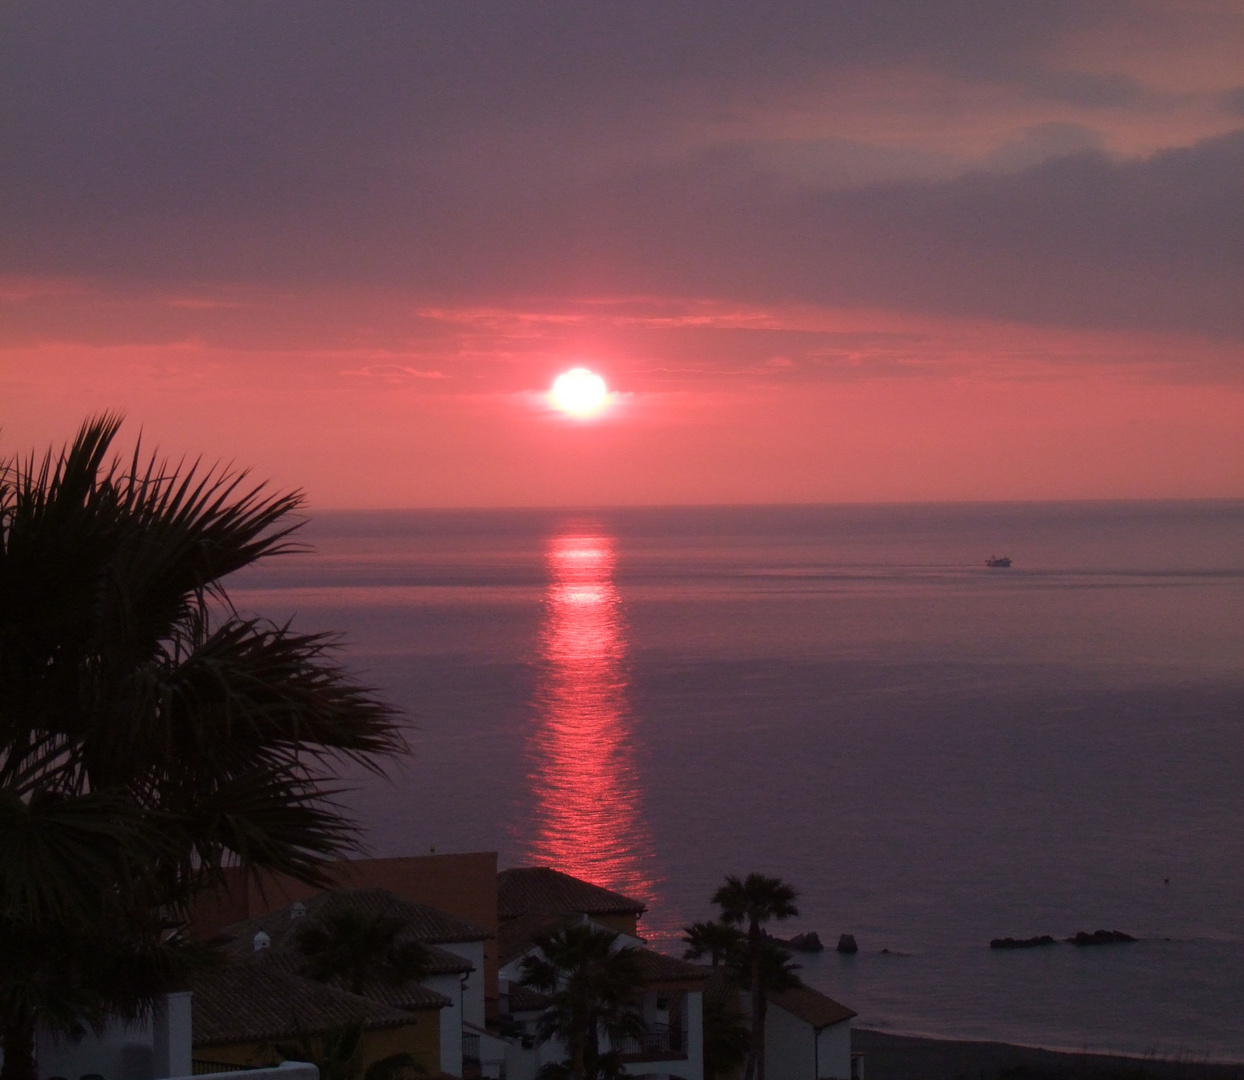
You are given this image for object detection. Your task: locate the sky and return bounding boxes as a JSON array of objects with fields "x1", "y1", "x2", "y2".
[{"x1": 2, "y1": 2, "x2": 1242, "y2": 507}]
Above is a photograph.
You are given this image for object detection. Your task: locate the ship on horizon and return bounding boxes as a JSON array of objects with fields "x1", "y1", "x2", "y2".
[{"x1": 986, "y1": 555, "x2": 1013, "y2": 568}]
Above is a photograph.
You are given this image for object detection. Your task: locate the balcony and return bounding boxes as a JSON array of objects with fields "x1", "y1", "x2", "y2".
[{"x1": 618, "y1": 1022, "x2": 685, "y2": 1061}]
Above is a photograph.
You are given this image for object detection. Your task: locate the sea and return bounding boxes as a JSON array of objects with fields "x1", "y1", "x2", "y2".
[{"x1": 229, "y1": 502, "x2": 1244, "y2": 1063}]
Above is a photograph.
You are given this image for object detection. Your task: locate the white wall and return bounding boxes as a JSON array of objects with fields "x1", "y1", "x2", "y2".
[
  {"x1": 679, "y1": 989, "x2": 704, "y2": 1080},
  {"x1": 153, "y1": 994, "x2": 192, "y2": 1080},
  {"x1": 764, "y1": 1002, "x2": 810, "y2": 1080},
  {"x1": 502, "y1": 1013, "x2": 563, "y2": 1080},
  {"x1": 435, "y1": 941, "x2": 486, "y2": 1030},
  {"x1": 36, "y1": 993, "x2": 192, "y2": 1080},
  {"x1": 472, "y1": 1029, "x2": 510, "y2": 1080},
  {"x1": 37, "y1": 1020, "x2": 152, "y2": 1080},
  {"x1": 497, "y1": 956, "x2": 527, "y2": 986},
  {"x1": 815, "y1": 1023, "x2": 851, "y2": 1080},
  {"x1": 762, "y1": 1004, "x2": 851, "y2": 1080},
  {"x1": 423, "y1": 972, "x2": 464, "y2": 1077}
]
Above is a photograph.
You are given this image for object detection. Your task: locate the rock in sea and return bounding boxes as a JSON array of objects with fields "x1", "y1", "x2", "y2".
[
  {"x1": 990, "y1": 935, "x2": 1057, "y2": 949},
  {"x1": 836, "y1": 933, "x2": 858, "y2": 954},
  {"x1": 1068, "y1": 929, "x2": 1138, "y2": 946},
  {"x1": 788, "y1": 931, "x2": 824, "y2": 952}
]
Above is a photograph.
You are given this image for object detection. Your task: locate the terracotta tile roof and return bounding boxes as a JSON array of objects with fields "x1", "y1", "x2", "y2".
[
  {"x1": 414, "y1": 943, "x2": 474, "y2": 977},
  {"x1": 229, "y1": 935, "x2": 472, "y2": 979},
  {"x1": 768, "y1": 985, "x2": 856, "y2": 1030},
  {"x1": 498, "y1": 868, "x2": 646, "y2": 920},
  {"x1": 504, "y1": 984, "x2": 553, "y2": 1014},
  {"x1": 502, "y1": 920, "x2": 704, "y2": 990},
  {"x1": 259, "y1": 950, "x2": 465, "y2": 1005},
  {"x1": 191, "y1": 958, "x2": 445, "y2": 1048},
  {"x1": 632, "y1": 949, "x2": 708, "y2": 984},
  {"x1": 497, "y1": 913, "x2": 578, "y2": 967},
  {"x1": 221, "y1": 888, "x2": 489, "y2": 954}
]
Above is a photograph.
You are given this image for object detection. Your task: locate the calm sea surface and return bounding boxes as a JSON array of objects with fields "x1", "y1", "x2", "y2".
[{"x1": 230, "y1": 503, "x2": 1244, "y2": 1061}]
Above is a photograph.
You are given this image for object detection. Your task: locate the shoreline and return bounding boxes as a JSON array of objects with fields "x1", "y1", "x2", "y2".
[{"x1": 853, "y1": 1029, "x2": 1244, "y2": 1080}]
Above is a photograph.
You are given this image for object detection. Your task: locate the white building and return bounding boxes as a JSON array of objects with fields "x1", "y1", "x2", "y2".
[
  {"x1": 497, "y1": 915, "x2": 706, "y2": 1080},
  {"x1": 217, "y1": 887, "x2": 492, "y2": 1078},
  {"x1": 35, "y1": 992, "x2": 192, "y2": 1080},
  {"x1": 764, "y1": 985, "x2": 856, "y2": 1080}
]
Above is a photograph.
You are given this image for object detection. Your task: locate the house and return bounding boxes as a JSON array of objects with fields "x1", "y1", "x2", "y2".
[
  {"x1": 39, "y1": 855, "x2": 852, "y2": 1080},
  {"x1": 765, "y1": 985, "x2": 856, "y2": 1080},
  {"x1": 190, "y1": 955, "x2": 443, "y2": 1075},
  {"x1": 498, "y1": 867, "x2": 648, "y2": 937},
  {"x1": 496, "y1": 913, "x2": 706, "y2": 1080},
  {"x1": 215, "y1": 888, "x2": 491, "y2": 1077},
  {"x1": 189, "y1": 853, "x2": 501, "y2": 1011},
  {"x1": 701, "y1": 969, "x2": 856, "y2": 1080}
]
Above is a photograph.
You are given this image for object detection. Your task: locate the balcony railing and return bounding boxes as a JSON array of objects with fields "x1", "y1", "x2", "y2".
[
  {"x1": 463, "y1": 1032, "x2": 482, "y2": 1066},
  {"x1": 617, "y1": 1022, "x2": 684, "y2": 1060}
]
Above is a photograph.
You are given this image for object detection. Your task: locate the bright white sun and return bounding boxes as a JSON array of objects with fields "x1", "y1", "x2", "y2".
[{"x1": 550, "y1": 367, "x2": 608, "y2": 417}]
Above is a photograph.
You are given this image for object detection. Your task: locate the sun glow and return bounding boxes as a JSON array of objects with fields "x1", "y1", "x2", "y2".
[{"x1": 550, "y1": 367, "x2": 608, "y2": 417}]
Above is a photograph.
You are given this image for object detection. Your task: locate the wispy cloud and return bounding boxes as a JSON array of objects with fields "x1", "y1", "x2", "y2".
[{"x1": 341, "y1": 364, "x2": 449, "y2": 382}]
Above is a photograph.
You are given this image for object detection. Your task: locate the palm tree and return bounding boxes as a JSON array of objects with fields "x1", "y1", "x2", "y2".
[
  {"x1": 681, "y1": 920, "x2": 745, "y2": 967},
  {"x1": 711, "y1": 874, "x2": 799, "y2": 1080},
  {"x1": 701, "y1": 996, "x2": 751, "y2": 1080},
  {"x1": 298, "y1": 909, "x2": 430, "y2": 995},
  {"x1": 275, "y1": 1021, "x2": 423, "y2": 1080},
  {"x1": 0, "y1": 417, "x2": 405, "y2": 1080},
  {"x1": 519, "y1": 923, "x2": 645, "y2": 1080}
]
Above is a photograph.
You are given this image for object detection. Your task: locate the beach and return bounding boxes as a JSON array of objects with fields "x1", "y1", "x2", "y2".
[{"x1": 854, "y1": 1030, "x2": 1244, "y2": 1080}]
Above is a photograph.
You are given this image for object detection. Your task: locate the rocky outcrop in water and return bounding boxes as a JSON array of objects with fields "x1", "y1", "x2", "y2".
[
  {"x1": 788, "y1": 931, "x2": 824, "y2": 952},
  {"x1": 1067, "y1": 929, "x2": 1137, "y2": 946},
  {"x1": 837, "y1": 933, "x2": 858, "y2": 954},
  {"x1": 990, "y1": 935, "x2": 1058, "y2": 949}
]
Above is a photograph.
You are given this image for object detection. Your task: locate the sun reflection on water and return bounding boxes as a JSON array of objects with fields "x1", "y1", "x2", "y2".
[{"x1": 520, "y1": 528, "x2": 660, "y2": 910}]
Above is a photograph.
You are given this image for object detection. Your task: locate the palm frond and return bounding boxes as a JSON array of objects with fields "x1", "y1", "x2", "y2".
[
  {"x1": 0, "y1": 787, "x2": 162, "y2": 925},
  {"x1": 0, "y1": 417, "x2": 407, "y2": 1076}
]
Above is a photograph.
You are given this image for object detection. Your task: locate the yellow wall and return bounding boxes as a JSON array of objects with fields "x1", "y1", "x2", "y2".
[{"x1": 195, "y1": 1011, "x2": 443, "y2": 1076}]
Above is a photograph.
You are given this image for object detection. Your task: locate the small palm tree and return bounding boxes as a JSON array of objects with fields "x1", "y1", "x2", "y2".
[
  {"x1": 298, "y1": 909, "x2": 430, "y2": 995},
  {"x1": 0, "y1": 417, "x2": 405, "y2": 1080},
  {"x1": 275, "y1": 1021, "x2": 423, "y2": 1080},
  {"x1": 681, "y1": 920, "x2": 745, "y2": 967},
  {"x1": 712, "y1": 874, "x2": 799, "y2": 1080},
  {"x1": 519, "y1": 923, "x2": 645, "y2": 1080}
]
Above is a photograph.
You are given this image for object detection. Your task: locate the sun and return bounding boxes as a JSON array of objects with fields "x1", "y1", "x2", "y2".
[{"x1": 550, "y1": 368, "x2": 608, "y2": 417}]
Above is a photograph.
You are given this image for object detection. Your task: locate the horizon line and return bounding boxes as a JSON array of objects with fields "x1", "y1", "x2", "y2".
[{"x1": 302, "y1": 496, "x2": 1244, "y2": 513}]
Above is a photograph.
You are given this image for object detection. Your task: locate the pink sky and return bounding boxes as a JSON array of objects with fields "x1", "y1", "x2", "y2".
[{"x1": 2, "y1": 3, "x2": 1241, "y2": 506}]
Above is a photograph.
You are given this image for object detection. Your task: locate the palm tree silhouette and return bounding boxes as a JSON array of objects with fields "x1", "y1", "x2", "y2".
[
  {"x1": 0, "y1": 417, "x2": 405, "y2": 1080},
  {"x1": 681, "y1": 920, "x2": 745, "y2": 966},
  {"x1": 519, "y1": 922, "x2": 645, "y2": 1080},
  {"x1": 712, "y1": 874, "x2": 799, "y2": 1080},
  {"x1": 298, "y1": 909, "x2": 430, "y2": 995},
  {"x1": 701, "y1": 995, "x2": 751, "y2": 1080}
]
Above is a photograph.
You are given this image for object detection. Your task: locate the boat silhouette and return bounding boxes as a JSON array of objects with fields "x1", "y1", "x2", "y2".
[{"x1": 986, "y1": 555, "x2": 1012, "y2": 568}]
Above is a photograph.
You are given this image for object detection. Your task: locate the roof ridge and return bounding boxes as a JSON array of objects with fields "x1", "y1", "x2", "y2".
[{"x1": 497, "y1": 867, "x2": 647, "y2": 917}]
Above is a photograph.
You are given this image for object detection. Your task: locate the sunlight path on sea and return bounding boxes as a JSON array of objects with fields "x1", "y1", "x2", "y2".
[{"x1": 516, "y1": 525, "x2": 665, "y2": 924}]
